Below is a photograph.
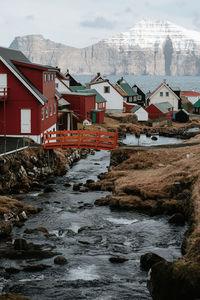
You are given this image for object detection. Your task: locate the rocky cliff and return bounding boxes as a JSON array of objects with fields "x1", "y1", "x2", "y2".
[{"x1": 9, "y1": 20, "x2": 200, "y2": 76}]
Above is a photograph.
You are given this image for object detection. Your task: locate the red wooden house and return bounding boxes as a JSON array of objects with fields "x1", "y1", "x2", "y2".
[
  {"x1": 146, "y1": 102, "x2": 173, "y2": 120},
  {"x1": 0, "y1": 47, "x2": 58, "y2": 143},
  {"x1": 62, "y1": 92, "x2": 96, "y2": 122}
]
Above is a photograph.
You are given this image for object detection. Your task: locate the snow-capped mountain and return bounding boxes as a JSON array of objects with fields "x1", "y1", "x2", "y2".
[
  {"x1": 9, "y1": 19, "x2": 200, "y2": 75},
  {"x1": 105, "y1": 19, "x2": 200, "y2": 52}
]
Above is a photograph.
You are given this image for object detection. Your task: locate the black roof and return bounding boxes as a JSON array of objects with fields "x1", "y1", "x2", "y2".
[{"x1": 0, "y1": 47, "x2": 49, "y2": 103}]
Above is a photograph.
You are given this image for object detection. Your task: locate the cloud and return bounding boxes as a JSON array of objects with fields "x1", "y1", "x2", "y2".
[
  {"x1": 80, "y1": 17, "x2": 116, "y2": 29},
  {"x1": 124, "y1": 7, "x2": 132, "y2": 13}
]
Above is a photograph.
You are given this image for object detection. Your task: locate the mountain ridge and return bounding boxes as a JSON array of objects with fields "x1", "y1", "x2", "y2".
[{"x1": 9, "y1": 19, "x2": 200, "y2": 76}]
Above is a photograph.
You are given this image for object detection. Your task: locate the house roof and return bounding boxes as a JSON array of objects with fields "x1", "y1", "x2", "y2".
[
  {"x1": 194, "y1": 99, "x2": 200, "y2": 108},
  {"x1": 70, "y1": 86, "x2": 86, "y2": 92},
  {"x1": 181, "y1": 91, "x2": 200, "y2": 97},
  {"x1": 0, "y1": 47, "x2": 49, "y2": 104},
  {"x1": 130, "y1": 105, "x2": 141, "y2": 113},
  {"x1": 117, "y1": 77, "x2": 138, "y2": 97},
  {"x1": 90, "y1": 72, "x2": 103, "y2": 83},
  {"x1": 154, "y1": 102, "x2": 173, "y2": 114},
  {"x1": 114, "y1": 84, "x2": 128, "y2": 97},
  {"x1": 76, "y1": 88, "x2": 106, "y2": 103},
  {"x1": 58, "y1": 98, "x2": 70, "y2": 107},
  {"x1": 149, "y1": 81, "x2": 180, "y2": 100},
  {"x1": 90, "y1": 79, "x2": 124, "y2": 98}
]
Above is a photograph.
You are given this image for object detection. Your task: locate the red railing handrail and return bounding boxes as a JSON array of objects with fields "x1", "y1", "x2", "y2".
[{"x1": 42, "y1": 129, "x2": 118, "y2": 151}]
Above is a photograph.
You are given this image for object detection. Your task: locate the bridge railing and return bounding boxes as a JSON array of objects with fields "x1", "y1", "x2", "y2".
[{"x1": 43, "y1": 130, "x2": 118, "y2": 150}]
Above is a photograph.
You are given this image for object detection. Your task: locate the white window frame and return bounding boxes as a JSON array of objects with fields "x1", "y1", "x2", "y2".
[
  {"x1": 50, "y1": 104, "x2": 53, "y2": 116},
  {"x1": 46, "y1": 107, "x2": 48, "y2": 118}
]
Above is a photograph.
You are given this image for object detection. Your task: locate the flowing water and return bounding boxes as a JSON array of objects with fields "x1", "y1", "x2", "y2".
[{"x1": 1, "y1": 150, "x2": 186, "y2": 300}]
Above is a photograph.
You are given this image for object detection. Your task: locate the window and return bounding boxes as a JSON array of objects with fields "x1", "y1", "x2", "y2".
[
  {"x1": 41, "y1": 108, "x2": 44, "y2": 120},
  {"x1": 166, "y1": 92, "x2": 169, "y2": 97},
  {"x1": 50, "y1": 104, "x2": 53, "y2": 116},
  {"x1": 55, "y1": 83, "x2": 59, "y2": 88},
  {"x1": 48, "y1": 73, "x2": 51, "y2": 81},
  {"x1": 51, "y1": 73, "x2": 54, "y2": 81},
  {"x1": 137, "y1": 95, "x2": 142, "y2": 100},
  {"x1": 160, "y1": 92, "x2": 163, "y2": 97},
  {"x1": 54, "y1": 103, "x2": 56, "y2": 114},
  {"x1": 104, "y1": 86, "x2": 110, "y2": 93},
  {"x1": 44, "y1": 73, "x2": 47, "y2": 82},
  {"x1": 46, "y1": 107, "x2": 48, "y2": 118}
]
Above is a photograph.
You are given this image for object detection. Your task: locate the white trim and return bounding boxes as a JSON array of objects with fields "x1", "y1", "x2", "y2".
[{"x1": 0, "y1": 56, "x2": 45, "y2": 105}]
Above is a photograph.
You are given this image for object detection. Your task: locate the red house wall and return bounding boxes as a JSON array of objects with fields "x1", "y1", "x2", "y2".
[
  {"x1": 17, "y1": 66, "x2": 43, "y2": 93},
  {"x1": 146, "y1": 104, "x2": 172, "y2": 120},
  {"x1": 0, "y1": 61, "x2": 57, "y2": 136},
  {"x1": 123, "y1": 102, "x2": 135, "y2": 113},
  {"x1": 63, "y1": 94, "x2": 95, "y2": 121},
  {"x1": 0, "y1": 61, "x2": 41, "y2": 136},
  {"x1": 96, "y1": 111, "x2": 104, "y2": 123}
]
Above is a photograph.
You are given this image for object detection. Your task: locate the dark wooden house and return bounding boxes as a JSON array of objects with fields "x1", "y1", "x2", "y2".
[{"x1": 175, "y1": 109, "x2": 189, "y2": 123}]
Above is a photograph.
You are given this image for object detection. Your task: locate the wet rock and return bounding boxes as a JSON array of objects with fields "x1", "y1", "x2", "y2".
[
  {"x1": 109, "y1": 256, "x2": 128, "y2": 263},
  {"x1": 0, "y1": 293, "x2": 31, "y2": 300},
  {"x1": 43, "y1": 186, "x2": 55, "y2": 193},
  {"x1": 90, "y1": 150, "x2": 95, "y2": 155},
  {"x1": 78, "y1": 240, "x2": 90, "y2": 245},
  {"x1": 24, "y1": 227, "x2": 49, "y2": 235},
  {"x1": 168, "y1": 213, "x2": 186, "y2": 226},
  {"x1": 23, "y1": 264, "x2": 50, "y2": 272},
  {"x1": 54, "y1": 256, "x2": 68, "y2": 265},
  {"x1": 5, "y1": 267, "x2": 21, "y2": 274},
  {"x1": 151, "y1": 136, "x2": 158, "y2": 141},
  {"x1": 140, "y1": 252, "x2": 165, "y2": 271},
  {"x1": 80, "y1": 187, "x2": 89, "y2": 192},
  {"x1": 19, "y1": 211, "x2": 28, "y2": 221},
  {"x1": 64, "y1": 183, "x2": 71, "y2": 187},
  {"x1": 14, "y1": 238, "x2": 28, "y2": 251},
  {"x1": 45, "y1": 179, "x2": 55, "y2": 184},
  {"x1": 23, "y1": 205, "x2": 42, "y2": 214},
  {"x1": 73, "y1": 183, "x2": 80, "y2": 191},
  {"x1": 147, "y1": 260, "x2": 200, "y2": 300},
  {"x1": 0, "y1": 221, "x2": 12, "y2": 237}
]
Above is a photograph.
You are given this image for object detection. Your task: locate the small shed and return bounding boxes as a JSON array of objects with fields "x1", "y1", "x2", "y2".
[
  {"x1": 91, "y1": 109, "x2": 104, "y2": 123},
  {"x1": 193, "y1": 98, "x2": 200, "y2": 114},
  {"x1": 175, "y1": 109, "x2": 189, "y2": 123},
  {"x1": 130, "y1": 105, "x2": 148, "y2": 121}
]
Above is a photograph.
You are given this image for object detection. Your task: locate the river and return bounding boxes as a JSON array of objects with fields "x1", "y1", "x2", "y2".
[{"x1": 1, "y1": 150, "x2": 186, "y2": 299}]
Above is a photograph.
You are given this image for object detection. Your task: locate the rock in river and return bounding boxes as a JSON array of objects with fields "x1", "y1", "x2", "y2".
[
  {"x1": 54, "y1": 256, "x2": 68, "y2": 265},
  {"x1": 140, "y1": 252, "x2": 165, "y2": 271},
  {"x1": 109, "y1": 256, "x2": 128, "y2": 263}
]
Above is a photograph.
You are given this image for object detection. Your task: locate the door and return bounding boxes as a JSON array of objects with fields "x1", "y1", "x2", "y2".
[
  {"x1": 21, "y1": 109, "x2": 31, "y2": 133},
  {"x1": 92, "y1": 112, "x2": 96, "y2": 123}
]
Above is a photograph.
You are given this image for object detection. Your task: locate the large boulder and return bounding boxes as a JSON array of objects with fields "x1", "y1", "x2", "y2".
[
  {"x1": 147, "y1": 260, "x2": 200, "y2": 300},
  {"x1": 54, "y1": 256, "x2": 68, "y2": 265},
  {"x1": 140, "y1": 252, "x2": 165, "y2": 271},
  {"x1": 168, "y1": 213, "x2": 186, "y2": 226},
  {"x1": 13, "y1": 238, "x2": 28, "y2": 250}
]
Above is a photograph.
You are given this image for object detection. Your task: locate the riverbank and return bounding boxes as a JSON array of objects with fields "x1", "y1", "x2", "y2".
[{"x1": 89, "y1": 134, "x2": 200, "y2": 299}]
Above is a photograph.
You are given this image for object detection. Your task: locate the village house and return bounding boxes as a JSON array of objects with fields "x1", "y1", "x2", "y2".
[
  {"x1": 147, "y1": 80, "x2": 181, "y2": 111},
  {"x1": 146, "y1": 102, "x2": 173, "y2": 120},
  {"x1": 74, "y1": 88, "x2": 106, "y2": 123},
  {"x1": 0, "y1": 47, "x2": 58, "y2": 143},
  {"x1": 130, "y1": 105, "x2": 148, "y2": 121},
  {"x1": 175, "y1": 109, "x2": 189, "y2": 123},
  {"x1": 89, "y1": 77, "x2": 124, "y2": 113},
  {"x1": 181, "y1": 91, "x2": 200, "y2": 105},
  {"x1": 132, "y1": 84, "x2": 146, "y2": 106}
]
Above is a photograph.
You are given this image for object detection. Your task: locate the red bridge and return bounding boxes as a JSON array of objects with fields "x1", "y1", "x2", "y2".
[{"x1": 43, "y1": 130, "x2": 118, "y2": 151}]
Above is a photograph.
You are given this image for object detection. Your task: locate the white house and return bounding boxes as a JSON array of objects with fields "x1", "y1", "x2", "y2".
[
  {"x1": 130, "y1": 105, "x2": 148, "y2": 121},
  {"x1": 148, "y1": 80, "x2": 181, "y2": 111},
  {"x1": 90, "y1": 79, "x2": 124, "y2": 113},
  {"x1": 55, "y1": 72, "x2": 72, "y2": 94}
]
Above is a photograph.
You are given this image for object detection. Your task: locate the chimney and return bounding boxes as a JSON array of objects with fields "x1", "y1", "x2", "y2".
[{"x1": 163, "y1": 79, "x2": 166, "y2": 84}]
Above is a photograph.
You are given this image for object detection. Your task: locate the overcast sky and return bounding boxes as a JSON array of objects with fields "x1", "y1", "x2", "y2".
[{"x1": 1, "y1": 0, "x2": 200, "y2": 48}]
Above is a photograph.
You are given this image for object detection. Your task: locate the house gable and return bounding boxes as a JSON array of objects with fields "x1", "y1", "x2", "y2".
[{"x1": 0, "y1": 55, "x2": 46, "y2": 105}]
